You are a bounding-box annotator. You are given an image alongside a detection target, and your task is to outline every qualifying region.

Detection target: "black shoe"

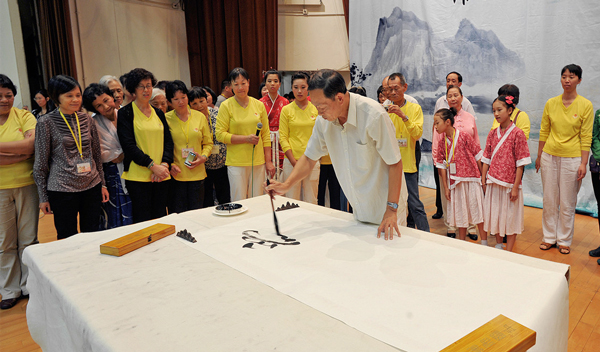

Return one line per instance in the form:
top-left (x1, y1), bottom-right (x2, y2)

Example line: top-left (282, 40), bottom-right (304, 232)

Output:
top-left (447, 233), bottom-right (456, 238)
top-left (432, 212), bottom-right (443, 219)
top-left (0, 297), bottom-right (19, 310)
top-left (598, 259), bottom-right (600, 265)
top-left (589, 245), bottom-right (600, 257)
top-left (467, 234), bottom-right (478, 241)
top-left (503, 236), bottom-right (507, 243)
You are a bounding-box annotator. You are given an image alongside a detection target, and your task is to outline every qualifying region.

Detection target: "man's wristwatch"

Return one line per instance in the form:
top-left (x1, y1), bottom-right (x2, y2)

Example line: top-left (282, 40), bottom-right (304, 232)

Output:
top-left (387, 201), bottom-right (399, 210)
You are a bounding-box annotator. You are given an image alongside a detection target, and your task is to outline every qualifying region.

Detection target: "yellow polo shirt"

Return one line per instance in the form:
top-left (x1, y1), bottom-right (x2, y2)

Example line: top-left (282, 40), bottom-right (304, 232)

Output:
top-left (388, 101), bottom-right (423, 173)
top-left (279, 101), bottom-right (318, 160)
top-left (540, 94), bottom-right (593, 157)
top-left (166, 108), bottom-right (213, 181)
top-left (491, 107), bottom-right (530, 140)
top-left (215, 97), bottom-right (271, 166)
top-left (0, 107), bottom-right (36, 189)
top-left (122, 102), bottom-right (170, 182)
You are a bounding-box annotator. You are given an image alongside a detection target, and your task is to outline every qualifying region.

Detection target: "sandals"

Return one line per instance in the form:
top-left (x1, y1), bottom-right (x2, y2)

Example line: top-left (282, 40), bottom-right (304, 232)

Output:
top-left (539, 242), bottom-right (556, 250)
top-left (558, 245), bottom-right (571, 255)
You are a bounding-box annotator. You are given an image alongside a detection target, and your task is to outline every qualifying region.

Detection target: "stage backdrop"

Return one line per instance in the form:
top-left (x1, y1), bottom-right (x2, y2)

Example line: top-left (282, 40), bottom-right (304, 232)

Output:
top-left (349, 0), bottom-right (600, 216)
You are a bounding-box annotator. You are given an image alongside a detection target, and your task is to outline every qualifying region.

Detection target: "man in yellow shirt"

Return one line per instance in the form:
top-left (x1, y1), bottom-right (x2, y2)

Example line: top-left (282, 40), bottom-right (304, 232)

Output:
top-left (386, 73), bottom-right (429, 232)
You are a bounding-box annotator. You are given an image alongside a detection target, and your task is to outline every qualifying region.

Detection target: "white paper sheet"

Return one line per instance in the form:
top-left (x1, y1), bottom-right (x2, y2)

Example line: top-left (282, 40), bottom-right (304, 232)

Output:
top-left (179, 207), bottom-right (568, 352)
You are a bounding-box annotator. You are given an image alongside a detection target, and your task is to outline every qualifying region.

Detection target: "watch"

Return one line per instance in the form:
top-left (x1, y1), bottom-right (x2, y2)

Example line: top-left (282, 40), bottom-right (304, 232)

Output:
top-left (387, 201), bottom-right (398, 210)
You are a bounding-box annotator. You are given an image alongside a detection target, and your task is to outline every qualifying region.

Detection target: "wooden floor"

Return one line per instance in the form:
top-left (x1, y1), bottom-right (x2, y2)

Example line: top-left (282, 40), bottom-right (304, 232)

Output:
top-left (1, 187), bottom-right (600, 351)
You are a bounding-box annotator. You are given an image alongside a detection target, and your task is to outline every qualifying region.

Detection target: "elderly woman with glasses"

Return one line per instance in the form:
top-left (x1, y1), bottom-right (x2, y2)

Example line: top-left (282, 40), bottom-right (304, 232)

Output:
top-left (117, 68), bottom-right (173, 223)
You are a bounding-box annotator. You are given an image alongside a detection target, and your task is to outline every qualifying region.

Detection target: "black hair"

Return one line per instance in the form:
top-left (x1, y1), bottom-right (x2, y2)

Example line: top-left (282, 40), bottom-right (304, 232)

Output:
top-left (202, 86), bottom-right (217, 103)
top-left (446, 84), bottom-right (463, 97)
top-left (435, 107), bottom-right (457, 126)
top-left (82, 83), bottom-right (112, 113)
top-left (123, 68), bottom-right (157, 94)
top-left (35, 88), bottom-right (50, 99)
top-left (493, 95), bottom-right (516, 114)
top-left (48, 75), bottom-right (81, 103)
top-left (155, 80), bottom-right (170, 91)
top-left (165, 80), bottom-right (188, 102)
top-left (0, 74), bottom-right (17, 96)
top-left (220, 79), bottom-right (230, 91)
top-left (497, 84), bottom-right (520, 105)
top-left (228, 67), bottom-right (250, 83)
top-left (258, 82), bottom-right (266, 94)
top-left (33, 88), bottom-right (56, 111)
top-left (287, 91), bottom-right (295, 100)
top-left (446, 71), bottom-right (463, 83)
top-left (388, 72), bottom-right (406, 85)
top-left (349, 86), bottom-right (367, 97)
top-left (561, 64), bottom-right (582, 79)
top-left (377, 85), bottom-right (384, 97)
top-left (119, 74), bottom-right (128, 93)
top-left (291, 71), bottom-right (310, 84)
top-left (308, 69), bottom-right (347, 99)
top-left (264, 69), bottom-right (282, 82)
top-left (188, 86), bottom-right (207, 102)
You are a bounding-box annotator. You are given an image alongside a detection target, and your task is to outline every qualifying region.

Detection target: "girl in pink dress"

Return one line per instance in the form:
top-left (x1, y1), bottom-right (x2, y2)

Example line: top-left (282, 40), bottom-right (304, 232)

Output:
top-left (434, 108), bottom-right (486, 242)
top-left (481, 96), bottom-right (531, 251)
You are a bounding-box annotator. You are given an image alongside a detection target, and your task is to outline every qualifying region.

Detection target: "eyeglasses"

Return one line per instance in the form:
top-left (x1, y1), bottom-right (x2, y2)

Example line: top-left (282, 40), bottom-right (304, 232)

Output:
top-left (137, 84), bottom-right (153, 91)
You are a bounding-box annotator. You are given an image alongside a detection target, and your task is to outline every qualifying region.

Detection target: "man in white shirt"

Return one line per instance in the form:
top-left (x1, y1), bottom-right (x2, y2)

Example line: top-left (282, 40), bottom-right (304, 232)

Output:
top-left (266, 70), bottom-right (404, 240)
top-left (433, 71), bottom-right (476, 116)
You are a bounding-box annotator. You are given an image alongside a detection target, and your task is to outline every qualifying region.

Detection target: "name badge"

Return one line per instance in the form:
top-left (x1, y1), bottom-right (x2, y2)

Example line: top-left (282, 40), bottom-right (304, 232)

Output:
top-left (182, 147), bottom-right (194, 158)
top-left (211, 145), bottom-right (219, 155)
top-left (77, 162), bottom-right (91, 174)
top-left (397, 138), bottom-right (408, 148)
top-left (449, 163), bottom-right (457, 175)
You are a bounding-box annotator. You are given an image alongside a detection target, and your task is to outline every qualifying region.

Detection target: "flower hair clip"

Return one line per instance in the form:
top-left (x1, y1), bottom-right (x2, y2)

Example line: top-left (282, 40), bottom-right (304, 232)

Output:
top-left (505, 96), bottom-right (514, 104)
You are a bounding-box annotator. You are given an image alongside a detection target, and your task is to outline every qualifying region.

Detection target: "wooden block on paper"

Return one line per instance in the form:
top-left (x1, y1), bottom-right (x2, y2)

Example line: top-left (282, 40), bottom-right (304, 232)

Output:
top-left (100, 224), bottom-right (175, 257)
top-left (441, 314), bottom-right (536, 352)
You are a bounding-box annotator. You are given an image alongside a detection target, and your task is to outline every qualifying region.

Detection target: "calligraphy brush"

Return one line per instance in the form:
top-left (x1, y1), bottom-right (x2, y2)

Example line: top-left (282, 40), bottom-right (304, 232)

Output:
top-left (265, 179), bottom-right (282, 236)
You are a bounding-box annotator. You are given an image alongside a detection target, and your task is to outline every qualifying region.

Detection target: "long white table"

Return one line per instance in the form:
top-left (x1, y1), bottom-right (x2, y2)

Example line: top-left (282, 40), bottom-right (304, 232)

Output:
top-left (24, 196), bottom-right (569, 351)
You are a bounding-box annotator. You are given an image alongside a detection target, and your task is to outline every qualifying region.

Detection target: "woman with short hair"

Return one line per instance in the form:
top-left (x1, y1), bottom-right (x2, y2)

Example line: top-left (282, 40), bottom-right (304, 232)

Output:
top-left (215, 67), bottom-right (274, 200)
top-left (34, 75), bottom-right (109, 239)
top-left (99, 75), bottom-right (125, 108)
top-left (164, 81), bottom-right (213, 213)
top-left (0, 74), bottom-right (39, 309)
top-left (117, 68), bottom-right (173, 223)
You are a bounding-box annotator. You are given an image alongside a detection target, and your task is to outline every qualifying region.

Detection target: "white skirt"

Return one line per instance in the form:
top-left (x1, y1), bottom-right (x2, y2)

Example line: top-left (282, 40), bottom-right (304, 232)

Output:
top-left (483, 183), bottom-right (524, 236)
top-left (448, 181), bottom-right (484, 228)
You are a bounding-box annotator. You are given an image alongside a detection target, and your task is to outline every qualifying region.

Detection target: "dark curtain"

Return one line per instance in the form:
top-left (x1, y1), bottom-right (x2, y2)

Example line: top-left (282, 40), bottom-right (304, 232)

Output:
top-left (342, 0), bottom-right (349, 36)
top-left (36, 0), bottom-right (77, 80)
top-left (185, 0), bottom-right (278, 97)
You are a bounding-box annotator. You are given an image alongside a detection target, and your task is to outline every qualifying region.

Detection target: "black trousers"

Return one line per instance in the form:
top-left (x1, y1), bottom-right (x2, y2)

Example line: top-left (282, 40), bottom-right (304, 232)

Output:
top-left (169, 179), bottom-right (204, 214)
top-left (406, 140), bottom-right (422, 227)
top-left (592, 172), bottom-right (600, 231)
top-left (48, 183), bottom-right (102, 239)
top-left (318, 164), bottom-right (341, 210)
top-left (125, 180), bottom-right (169, 223)
top-left (433, 164), bottom-right (443, 214)
top-left (203, 166), bottom-right (231, 207)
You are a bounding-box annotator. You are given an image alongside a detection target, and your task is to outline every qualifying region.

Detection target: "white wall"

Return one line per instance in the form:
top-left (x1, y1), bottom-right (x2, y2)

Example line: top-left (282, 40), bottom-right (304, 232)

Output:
top-left (278, 0), bottom-right (350, 84)
top-left (71, 0), bottom-right (191, 88)
top-left (0, 0), bottom-right (30, 109)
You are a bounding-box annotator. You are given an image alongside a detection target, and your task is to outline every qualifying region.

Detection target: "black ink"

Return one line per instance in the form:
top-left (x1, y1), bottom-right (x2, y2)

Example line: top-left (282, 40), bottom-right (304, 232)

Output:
top-left (241, 230), bottom-right (300, 249)
top-left (147, 235), bottom-right (152, 242)
top-left (453, 0), bottom-right (469, 5)
top-left (216, 203), bottom-right (242, 213)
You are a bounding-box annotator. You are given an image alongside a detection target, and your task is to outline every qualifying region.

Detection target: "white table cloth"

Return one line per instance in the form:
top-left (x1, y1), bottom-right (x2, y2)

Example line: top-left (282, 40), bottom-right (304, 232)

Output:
top-left (24, 196), bottom-right (569, 351)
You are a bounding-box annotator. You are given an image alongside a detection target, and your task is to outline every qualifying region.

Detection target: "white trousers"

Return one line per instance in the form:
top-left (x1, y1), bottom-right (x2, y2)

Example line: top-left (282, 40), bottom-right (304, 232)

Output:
top-left (0, 184), bottom-right (39, 299)
top-left (228, 165), bottom-right (266, 201)
top-left (282, 158), bottom-right (319, 204)
top-left (540, 152), bottom-right (582, 247)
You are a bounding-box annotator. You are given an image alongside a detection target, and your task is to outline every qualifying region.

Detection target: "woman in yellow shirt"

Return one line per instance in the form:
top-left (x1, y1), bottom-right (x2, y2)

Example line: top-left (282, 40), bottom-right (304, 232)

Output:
top-left (215, 67), bottom-right (274, 201)
top-left (279, 71), bottom-right (320, 203)
top-left (0, 75), bottom-right (38, 309)
top-left (117, 68), bottom-right (173, 223)
top-left (536, 64), bottom-right (593, 254)
top-left (165, 81), bottom-right (213, 213)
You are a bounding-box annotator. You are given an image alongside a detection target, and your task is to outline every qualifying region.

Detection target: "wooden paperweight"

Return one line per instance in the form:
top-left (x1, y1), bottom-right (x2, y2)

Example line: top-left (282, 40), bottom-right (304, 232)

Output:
top-left (441, 314), bottom-right (536, 352)
top-left (100, 223), bottom-right (175, 257)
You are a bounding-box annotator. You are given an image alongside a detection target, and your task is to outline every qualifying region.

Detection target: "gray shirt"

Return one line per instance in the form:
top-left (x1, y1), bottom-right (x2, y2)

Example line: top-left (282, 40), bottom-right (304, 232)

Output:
top-left (33, 109), bottom-right (105, 203)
